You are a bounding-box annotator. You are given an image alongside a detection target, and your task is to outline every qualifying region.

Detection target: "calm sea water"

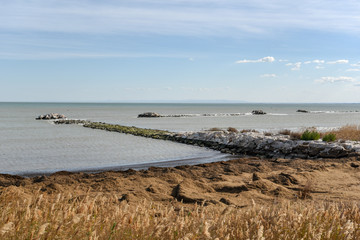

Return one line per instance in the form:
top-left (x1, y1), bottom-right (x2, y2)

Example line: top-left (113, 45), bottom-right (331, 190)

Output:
top-left (1, 102), bottom-right (360, 175)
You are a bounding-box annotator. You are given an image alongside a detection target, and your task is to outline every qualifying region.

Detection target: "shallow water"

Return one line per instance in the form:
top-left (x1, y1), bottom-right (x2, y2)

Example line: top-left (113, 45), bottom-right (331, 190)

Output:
top-left (1, 102), bottom-right (360, 175)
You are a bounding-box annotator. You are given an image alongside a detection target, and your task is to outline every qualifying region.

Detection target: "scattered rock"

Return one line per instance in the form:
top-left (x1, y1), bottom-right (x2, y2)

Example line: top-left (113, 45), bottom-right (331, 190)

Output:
top-left (297, 109), bottom-right (309, 113)
top-left (252, 173), bottom-right (261, 181)
top-left (220, 198), bottom-right (232, 205)
top-left (36, 113), bottom-right (66, 120)
top-left (350, 162), bottom-right (359, 168)
top-left (137, 112), bottom-right (162, 118)
top-left (251, 110), bottom-right (266, 115)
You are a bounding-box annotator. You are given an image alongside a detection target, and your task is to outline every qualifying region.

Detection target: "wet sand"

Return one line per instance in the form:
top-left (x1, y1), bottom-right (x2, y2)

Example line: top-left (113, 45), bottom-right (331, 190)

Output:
top-left (1, 156), bottom-right (360, 208)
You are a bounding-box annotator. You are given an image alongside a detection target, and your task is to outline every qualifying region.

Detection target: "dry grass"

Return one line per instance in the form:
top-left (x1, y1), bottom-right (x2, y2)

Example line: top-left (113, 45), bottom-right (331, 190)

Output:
top-left (278, 125), bottom-right (360, 142)
top-left (227, 127), bottom-right (238, 133)
top-left (278, 129), bottom-right (291, 135)
top-left (323, 125), bottom-right (360, 141)
top-left (241, 129), bottom-right (259, 133)
top-left (1, 187), bottom-right (360, 239)
top-left (208, 127), bottom-right (222, 131)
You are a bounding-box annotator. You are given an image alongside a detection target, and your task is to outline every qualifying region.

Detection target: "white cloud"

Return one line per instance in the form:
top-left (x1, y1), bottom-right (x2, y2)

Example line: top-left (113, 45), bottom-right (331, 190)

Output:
top-left (315, 65), bottom-right (325, 69)
top-left (260, 74), bottom-right (277, 78)
top-left (327, 59), bottom-right (349, 64)
top-left (236, 56), bottom-right (275, 64)
top-left (351, 63), bottom-right (360, 67)
top-left (313, 60), bottom-right (325, 64)
top-left (290, 62), bottom-right (301, 71)
top-left (316, 76), bottom-right (355, 83)
top-left (302, 60), bottom-right (325, 64)
top-left (346, 68), bottom-right (360, 72)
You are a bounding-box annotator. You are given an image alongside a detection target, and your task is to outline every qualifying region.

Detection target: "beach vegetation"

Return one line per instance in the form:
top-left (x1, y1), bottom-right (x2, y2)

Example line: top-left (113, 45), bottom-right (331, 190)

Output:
top-left (240, 129), bottom-right (259, 133)
top-left (279, 129), bottom-right (291, 135)
top-left (208, 127), bottom-right (222, 131)
top-left (290, 132), bottom-right (302, 140)
top-left (324, 125), bottom-right (360, 141)
top-left (301, 130), bottom-right (321, 141)
top-left (322, 133), bottom-right (337, 142)
top-left (227, 127), bottom-right (238, 133)
top-left (1, 187), bottom-right (360, 239)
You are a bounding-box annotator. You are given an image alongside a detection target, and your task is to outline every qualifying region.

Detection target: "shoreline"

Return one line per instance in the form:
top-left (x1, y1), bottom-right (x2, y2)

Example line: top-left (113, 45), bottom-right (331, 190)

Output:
top-left (9, 153), bottom-right (235, 177)
top-left (1, 156), bottom-right (360, 206)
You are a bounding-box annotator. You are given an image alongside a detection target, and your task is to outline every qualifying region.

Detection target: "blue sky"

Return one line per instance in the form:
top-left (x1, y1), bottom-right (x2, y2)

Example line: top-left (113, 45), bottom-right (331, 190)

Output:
top-left (1, 0), bottom-right (360, 103)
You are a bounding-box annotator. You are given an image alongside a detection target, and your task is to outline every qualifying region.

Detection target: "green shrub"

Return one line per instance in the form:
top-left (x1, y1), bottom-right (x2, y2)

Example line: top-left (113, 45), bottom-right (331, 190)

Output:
top-left (301, 130), bottom-right (320, 140)
top-left (322, 133), bottom-right (336, 142)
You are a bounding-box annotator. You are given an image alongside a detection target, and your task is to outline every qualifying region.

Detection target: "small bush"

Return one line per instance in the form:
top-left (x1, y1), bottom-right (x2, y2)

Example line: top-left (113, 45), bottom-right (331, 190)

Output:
top-left (241, 129), bottom-right (259, 133)
top-left (301, 130), bottom-right (321, 141)
top-left (328, 125), bottom-right (360, 141)
top-left (322, 133), bottom-right (336, 142)
top-left (279, 129), bottom-right (291, 135)
top-left (227, 127), bottom-right (238, 133)
top-left (264, 132), bottom-right (273, 136)
top-left (208, 127), bottom-right (222, 131)
top-left (290, 132), bottom-right (302, 140)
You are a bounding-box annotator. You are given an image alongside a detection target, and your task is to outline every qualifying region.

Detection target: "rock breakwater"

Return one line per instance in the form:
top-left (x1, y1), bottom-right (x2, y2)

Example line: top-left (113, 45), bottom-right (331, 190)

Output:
top-left (175, 131), bottom-right (360, 159)
top-left (54, 120), bottom-right (360, 159)
top-left (36, 113), bottom-right (66, 120)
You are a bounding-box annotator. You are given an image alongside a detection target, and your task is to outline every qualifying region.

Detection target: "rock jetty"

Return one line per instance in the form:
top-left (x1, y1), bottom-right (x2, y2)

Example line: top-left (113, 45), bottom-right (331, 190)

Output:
top-left (54, 119), bottom-right (360, 159)
top-left (297, 109), bottom-right (309, 113)
top-left (53, 119), bottom-right (90, 125)
top-left (251, 110), bottom-right (266, 115)
top-left (137, 112), bottom-right (162, 118)
top-left (36, 113), bottom-right (66, 120)
top-left (175, 130), bottom-right (360, 159)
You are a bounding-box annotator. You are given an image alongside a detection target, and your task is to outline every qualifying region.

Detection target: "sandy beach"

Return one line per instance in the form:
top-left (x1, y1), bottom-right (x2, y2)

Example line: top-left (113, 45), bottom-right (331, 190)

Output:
top-left (2, 156), bottom-right (360, 208)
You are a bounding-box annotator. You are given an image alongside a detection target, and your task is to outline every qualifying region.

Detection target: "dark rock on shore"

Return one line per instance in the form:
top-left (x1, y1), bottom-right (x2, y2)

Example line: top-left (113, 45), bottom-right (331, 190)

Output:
top-left (137, 112), bottom-right (162, 118)
top-left (36, 113), bottom-right (66, 120)
top-left (252, 110), bottom-right (266, 115)
top-left (297, 109), bottom-right (309, 113)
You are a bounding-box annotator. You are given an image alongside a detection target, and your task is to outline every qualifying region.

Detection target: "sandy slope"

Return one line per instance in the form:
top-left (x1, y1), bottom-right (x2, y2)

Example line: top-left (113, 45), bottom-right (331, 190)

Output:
top-left (1, 157), bottom-right (360, 208)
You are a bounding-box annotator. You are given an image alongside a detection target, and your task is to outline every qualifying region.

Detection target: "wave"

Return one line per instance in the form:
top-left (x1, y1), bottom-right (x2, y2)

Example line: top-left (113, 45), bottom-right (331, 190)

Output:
top-left (158, 112), bottom-right (290, 117)
top-left (309, 110), bottom-right (359, 114)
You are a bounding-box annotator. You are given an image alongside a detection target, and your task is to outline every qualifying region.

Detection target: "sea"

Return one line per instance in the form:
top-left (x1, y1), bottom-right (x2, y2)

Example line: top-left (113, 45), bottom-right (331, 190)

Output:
top-left (1, 102), bottom-right (360, 176)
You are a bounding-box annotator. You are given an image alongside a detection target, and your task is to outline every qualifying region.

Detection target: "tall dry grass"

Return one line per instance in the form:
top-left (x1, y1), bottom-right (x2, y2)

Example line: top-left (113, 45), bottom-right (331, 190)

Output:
top-left (1, 186), bottom-right (360, 239)
top-left (324, 125), bottom-right (360, 141)
top-left (278, 125), bottom-right (360, 141)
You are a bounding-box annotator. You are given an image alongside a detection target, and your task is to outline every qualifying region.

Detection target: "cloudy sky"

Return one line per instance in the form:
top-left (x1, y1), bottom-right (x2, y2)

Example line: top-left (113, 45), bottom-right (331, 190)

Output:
top-left (1, 0), bottom-right (360, 102)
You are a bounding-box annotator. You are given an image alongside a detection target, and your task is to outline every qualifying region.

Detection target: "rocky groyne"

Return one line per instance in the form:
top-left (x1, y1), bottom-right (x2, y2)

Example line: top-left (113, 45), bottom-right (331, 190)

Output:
top-left (137, 110), bottom-right (268, 118)
top-left (175, 131), bottom-right (360, 159)
top-left (53, 119), bottom-right (360, 159)
top-left (36, 113), bottom-right (66, 120)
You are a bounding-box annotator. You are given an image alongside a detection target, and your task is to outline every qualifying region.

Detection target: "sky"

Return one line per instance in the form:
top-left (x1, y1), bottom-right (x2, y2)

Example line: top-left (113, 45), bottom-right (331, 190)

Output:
top-left (1, 0), bottom-right (360, 103)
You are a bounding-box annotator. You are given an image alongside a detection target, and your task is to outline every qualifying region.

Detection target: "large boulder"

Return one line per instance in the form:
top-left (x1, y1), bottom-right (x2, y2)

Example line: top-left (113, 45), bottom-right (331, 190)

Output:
top-left (252, 110), bottom-right (266, 115)
top-left (36, 113), bottom-right (66, 120)
top-left (137, 112), bottom-right (162, 118)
